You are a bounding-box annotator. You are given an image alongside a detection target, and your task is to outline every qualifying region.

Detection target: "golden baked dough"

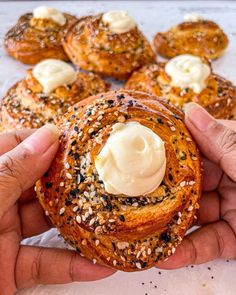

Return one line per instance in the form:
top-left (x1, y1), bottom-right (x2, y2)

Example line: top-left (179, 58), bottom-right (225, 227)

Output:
top-left (154, 20), bottom-right (229, 59)
top-left (4, 12), bottom-right (77, 64)
top-left (36, 90), bottom-right (202, 272)
top-left (125, 63), bottom-right (236, 120)
top-left (62, 14), bottom-right (156, 79)
top-left (1, 69), bottom-right (110, 131)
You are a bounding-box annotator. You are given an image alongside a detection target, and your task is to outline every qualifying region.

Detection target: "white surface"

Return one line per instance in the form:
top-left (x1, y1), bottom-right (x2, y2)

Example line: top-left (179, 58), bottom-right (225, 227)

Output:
top-left (0, 1), bottom-right (235, 295)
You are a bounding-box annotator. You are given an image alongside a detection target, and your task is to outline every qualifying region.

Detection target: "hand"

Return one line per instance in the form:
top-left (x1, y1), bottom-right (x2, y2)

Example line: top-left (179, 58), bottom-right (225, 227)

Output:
top-left (0, 125), bottom-right (115, 295)
top-left (158, 103), bottom-right (236, 269)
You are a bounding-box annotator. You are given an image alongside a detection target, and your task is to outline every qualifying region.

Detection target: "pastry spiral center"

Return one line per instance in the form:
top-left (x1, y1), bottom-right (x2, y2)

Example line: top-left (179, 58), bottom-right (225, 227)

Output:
top-left (33, 6), bottom-right (66, 26)
top-left (33, 59), bottom-right (76, 94)
top-left (95, 122), bottom-right (166, 197)
top-left (102, 10), bottom-right (136, 34)
top-left (165, 54), bottom-right (210, 93)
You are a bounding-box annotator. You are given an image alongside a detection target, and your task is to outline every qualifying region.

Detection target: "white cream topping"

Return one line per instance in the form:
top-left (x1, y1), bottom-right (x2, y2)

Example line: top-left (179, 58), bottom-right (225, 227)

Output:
top-left (95, 122), bottom-right (166, 197)
top-left (165, 54), bottom-right (211, 93)
top-left (102, 10), bottom-right (136, 34)
top-left (33, 59), bottom-right (76, 94)
top-left (33, 6), bottom-right (66, 26)
top-left (184, 12), bottom-right (204, 22)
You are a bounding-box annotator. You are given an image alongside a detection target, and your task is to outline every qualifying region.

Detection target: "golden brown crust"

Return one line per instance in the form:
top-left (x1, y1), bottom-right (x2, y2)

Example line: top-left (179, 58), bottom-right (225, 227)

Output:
top-left (1, 69), bottom-right (110, 131)
top-left (4, 13), bottom-right (77, 64)
top-left (63, 15), bottom-right (156, 79)
top-left (36, 90), bottom-right (202, 272)
top-left (125, 63), bottom-right (236, 120)
top-left (154, 20), bottom-right (229, 59)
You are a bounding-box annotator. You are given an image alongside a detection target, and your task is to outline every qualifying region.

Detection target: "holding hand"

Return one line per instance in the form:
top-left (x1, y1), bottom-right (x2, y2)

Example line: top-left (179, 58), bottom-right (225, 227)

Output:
top-left (0, 125), bottom-right (115, 295)
top-left (158, 103), bottom-right (236, 269)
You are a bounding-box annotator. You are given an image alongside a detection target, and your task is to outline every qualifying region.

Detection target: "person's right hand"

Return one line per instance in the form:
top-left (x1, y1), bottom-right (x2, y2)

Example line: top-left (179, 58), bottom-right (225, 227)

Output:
top-left (0, 125), bottom-right (115, 295)
top-left (158, 103), bottom-right (236, 269)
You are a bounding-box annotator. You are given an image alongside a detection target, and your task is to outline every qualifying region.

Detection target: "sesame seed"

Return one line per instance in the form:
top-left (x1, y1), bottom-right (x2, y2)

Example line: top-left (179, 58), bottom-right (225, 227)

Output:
top-left (172, 247), bottom-right (176, 254)
top-left (191, 156), bottom-right (198, 161)
top-left (60, 181), bottom-right (64, 187)
top-left (97, 115), bottom-right (103, 121)
top-left (136, 262), bottom-right (142, 269)
top-left (180, 181), bottom-right (186, 187)
top-left (95, 240), bottom-right (100, 246)
top-left (136, 251), bottom-right (141, 259)
top-left (59, 207), bottom-right (65, 215)
top-left (177, 218), bottom-right (182, 224)
top-left (65, 162), bottom-right (70, 169)
top-left (186, 137), bottom-right (192, 142)
top-left (76, 215), bottom-right (81, 224)
top-left (88, 207), bottom-right (93, 215)
top-left (188, 205), bottom-right (193, 211)
top-left (147, 248), bottom-right (152, 255)
top-left (88, 128), bottom-right (94, 134)
top-left (109, 219), bottom-right (115, 223)
top-left (45, 211), bottom-right (49, 216)
top-left (82, 239), bottom-right (87, 245)
top-left (93, 259), bottom-right (97, 264)
top-left (170, 126), bottom-right (176, 131)
top-left (66, 172), bottom-right (72, 179)
top-left (84, 191), bottom-right (90, 198)
top-left (113, 260), bottom-right (117, 266)
top-left (73, 206), bottom-right (79, 212)
top-left (189, 181), bottom-right (196, 185)
top-left (89, 218), bottom-right (95, 226)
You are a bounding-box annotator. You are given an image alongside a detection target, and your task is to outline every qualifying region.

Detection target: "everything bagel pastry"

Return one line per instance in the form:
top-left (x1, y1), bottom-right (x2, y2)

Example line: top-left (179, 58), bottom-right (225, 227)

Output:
top-left (36, 90), bottom-right (202, 271)
top-left (4, 6), bottom-right (77, 64)
top-left (154, 13), bottom-right (229, 59)
top-left (125, 55), bottom-right (236, 119)
top-left (1, 59), bottom-right (110, 131)
top-left (63, 10), bottom-right (156, 79)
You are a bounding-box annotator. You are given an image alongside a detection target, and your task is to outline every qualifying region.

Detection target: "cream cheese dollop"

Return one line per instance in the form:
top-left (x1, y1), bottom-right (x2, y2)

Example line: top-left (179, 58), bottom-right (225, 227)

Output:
top-left (95, 122), bottom-right (166, 197)
top-left (184, 12), bottom-right (204, 22)
top-left (33, 6), bottom-right (66, 26)
top-left (102, 10), bottom-right (136, 34)
top-left (33, 59), bottom-right (76, 94)
top-left (165, 54), bottom-right (211, 93)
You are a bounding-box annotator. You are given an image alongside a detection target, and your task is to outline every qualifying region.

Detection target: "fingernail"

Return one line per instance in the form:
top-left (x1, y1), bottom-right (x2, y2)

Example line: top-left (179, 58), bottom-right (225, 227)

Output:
top-left (23, 124), bottom-right (60, 154)
top-left (184, 102), bottom-right (215, 131)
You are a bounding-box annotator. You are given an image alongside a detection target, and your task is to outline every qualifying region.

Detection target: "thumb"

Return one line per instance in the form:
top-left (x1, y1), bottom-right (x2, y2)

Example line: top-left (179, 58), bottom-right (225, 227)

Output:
top-left (0, 124), bottom-right (60, 218)
top-left (184, 102), bottom-right (236, 182)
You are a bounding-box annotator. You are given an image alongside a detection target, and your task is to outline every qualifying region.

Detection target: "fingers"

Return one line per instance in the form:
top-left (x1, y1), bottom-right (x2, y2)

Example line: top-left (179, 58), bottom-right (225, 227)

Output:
top-left (202, 157), bottom-right (222, 191)
top-left (156, 220), bottom-right (236, 269)
top-left (0, 129), bottom-right (35, 156)
top-left (19, 199), bottom-right (53, 238)
top-left (197, 191), bottom-right (220, 225)
top-left (16, 246), bottom-right (116, 289)
top-left (184, 103), bottom-right (236, 182)
top-left (0, 124), bottom-right (60, 219)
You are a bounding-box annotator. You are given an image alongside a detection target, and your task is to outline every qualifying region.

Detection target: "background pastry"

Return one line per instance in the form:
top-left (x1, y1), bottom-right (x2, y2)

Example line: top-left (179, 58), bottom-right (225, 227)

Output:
top-left (4, 6), bottom-right (77, 64)
top-left (154, 13), bottom-right (229, 59)
top-left (125, 55), bottom-right (236, 119)
top-left (37, 90), bottom-right (201, 272)
top-left (1, 59), bottom-right (110, 131)
top-left (63, 10), bottom-right (156, 79)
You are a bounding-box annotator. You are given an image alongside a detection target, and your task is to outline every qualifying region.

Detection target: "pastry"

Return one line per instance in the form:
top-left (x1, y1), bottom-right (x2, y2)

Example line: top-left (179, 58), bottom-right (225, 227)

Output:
top-left (36, 90), bottom-right (202, 272)
top-left (4, 6), bottom-right (77, 64)
top-left (154, 13), bottom-right (229, 59)
top-left (1, 59), bottom-right (110, 131)
top-left (63, 10), bottom-right (156, 79)
top-left (125, 55), bottom-right (236, 120)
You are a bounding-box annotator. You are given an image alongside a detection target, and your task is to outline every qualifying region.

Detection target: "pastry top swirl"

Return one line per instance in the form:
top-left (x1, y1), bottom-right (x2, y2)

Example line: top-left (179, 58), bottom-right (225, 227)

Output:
top-left (62, 14), bottom-right (155, 79)
top-left (37, 90), bottom-right (201, 271)
top-left (125, 63), bottom-right (236, 120)
top-left (154, 19), bottom-right (229, 59)
top-left (1, 69), bottom-right (110, 130)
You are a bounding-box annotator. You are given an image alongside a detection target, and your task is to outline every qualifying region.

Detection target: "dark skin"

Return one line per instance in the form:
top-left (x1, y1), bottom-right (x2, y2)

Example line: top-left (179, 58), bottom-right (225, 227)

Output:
top-left (0, 104), bottom-right (235, 294)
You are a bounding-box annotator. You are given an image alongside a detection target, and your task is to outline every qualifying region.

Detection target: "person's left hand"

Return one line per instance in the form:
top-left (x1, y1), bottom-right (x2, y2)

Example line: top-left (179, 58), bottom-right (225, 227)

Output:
top-left (0, 125), bottom-right (115, 295)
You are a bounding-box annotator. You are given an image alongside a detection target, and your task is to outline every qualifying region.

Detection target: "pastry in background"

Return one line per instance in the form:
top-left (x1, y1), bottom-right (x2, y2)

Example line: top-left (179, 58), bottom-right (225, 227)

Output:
top-left (63, 10), bottom-right (156, 79)
top-left (36, 90), bottom-right (202, 271)
top-left (4, 6), bottom-right (77, 64)
top-left (1, 59), bottom-right (110, 131)
top-left (125, 54), bottom-right (236, 120)
top-left (154, 13), bottom-right (229, 59)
